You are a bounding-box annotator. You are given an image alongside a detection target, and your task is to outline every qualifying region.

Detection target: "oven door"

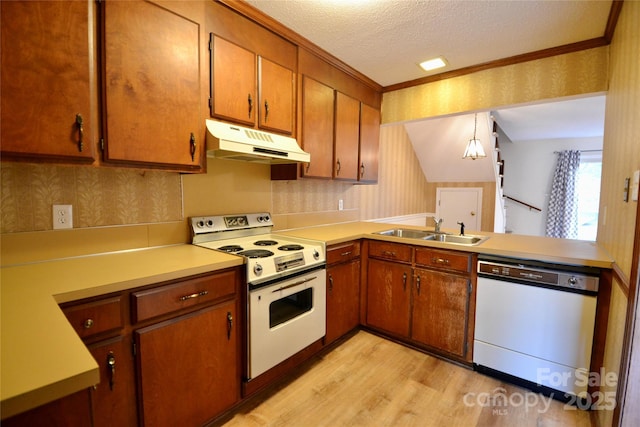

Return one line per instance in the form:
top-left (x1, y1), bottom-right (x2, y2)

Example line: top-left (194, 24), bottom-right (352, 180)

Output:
top-left (248, 267), bottom-right (326, 380)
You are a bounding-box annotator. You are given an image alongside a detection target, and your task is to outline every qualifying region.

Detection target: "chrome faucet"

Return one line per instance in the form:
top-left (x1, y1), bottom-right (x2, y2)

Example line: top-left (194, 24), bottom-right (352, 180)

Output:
top-left (432, 217), bottom-right (443, 233)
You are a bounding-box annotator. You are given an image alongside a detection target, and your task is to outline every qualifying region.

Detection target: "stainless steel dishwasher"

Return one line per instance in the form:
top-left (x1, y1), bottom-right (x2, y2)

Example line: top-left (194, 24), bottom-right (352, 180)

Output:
top-left (474, 255), bottom-right (600, 400)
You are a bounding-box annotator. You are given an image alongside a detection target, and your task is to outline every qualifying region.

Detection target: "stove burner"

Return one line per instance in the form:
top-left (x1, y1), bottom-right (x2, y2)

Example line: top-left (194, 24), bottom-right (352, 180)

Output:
top-left (255, 240), bottom-right (278, 246)
top-left (278, 244), bottom-right (304, 251)
top-left (239, 249), bottom-right (274, 258)
top-left (218, 245), bottom-right (244, 253)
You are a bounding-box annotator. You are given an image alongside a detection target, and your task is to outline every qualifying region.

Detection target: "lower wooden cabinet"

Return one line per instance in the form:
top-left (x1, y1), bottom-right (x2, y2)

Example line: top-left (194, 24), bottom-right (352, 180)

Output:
top-left (326, 257), bottom-right (361, 345)
top-left (366, 258), bottom-right (412, 337)
top-left (411, 268), bottom-right (472, 358)
top-left (135, 300), bottom-right (239, 426)
top-left (365, 242), bottom-right (476, 362)
top-left (88, 336), bottom-right (138, 427)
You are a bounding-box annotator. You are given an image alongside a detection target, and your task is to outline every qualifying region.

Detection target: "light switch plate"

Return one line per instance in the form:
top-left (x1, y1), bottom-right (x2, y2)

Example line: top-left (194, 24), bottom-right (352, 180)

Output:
top-left (53, 204), bottom-right (73, 229)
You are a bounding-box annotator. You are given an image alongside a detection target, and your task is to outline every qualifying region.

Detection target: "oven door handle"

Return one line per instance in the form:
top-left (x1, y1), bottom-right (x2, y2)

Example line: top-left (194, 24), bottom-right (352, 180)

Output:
top-left (271, 276), bottom-right (317, 293)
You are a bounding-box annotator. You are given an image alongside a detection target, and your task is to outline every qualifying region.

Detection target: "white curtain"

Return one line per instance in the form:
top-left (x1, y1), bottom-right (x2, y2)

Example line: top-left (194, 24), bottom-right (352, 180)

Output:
top-left (546, 150), bottom-right (581, 238)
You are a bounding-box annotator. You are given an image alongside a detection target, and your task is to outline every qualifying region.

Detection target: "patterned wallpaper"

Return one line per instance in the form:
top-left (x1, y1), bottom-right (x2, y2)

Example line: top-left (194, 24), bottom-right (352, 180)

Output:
top-left (0, 163), bottom-right (182, 233)
top-left (382, 46), bottom-right (609, 124)
top-left (357, 125), bottom-right (430, 220)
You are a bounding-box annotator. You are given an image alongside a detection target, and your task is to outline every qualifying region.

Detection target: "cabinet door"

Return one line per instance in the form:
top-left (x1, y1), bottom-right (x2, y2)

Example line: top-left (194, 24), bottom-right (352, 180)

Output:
top-left (102, 0), bottom-right (202, 170)
top-left (326, 260), bottom-right (361, 345)
top-left (1, 0), bottom-right (95, 163)
top-left (412, 268), bottom-right (471, 358)
top-left (135, 302), bottom-right (238, 426)
top-left (258, 57), bottom-right (294, 134)
top-left (334, 92), bottom-right (360, 180)
top-left (366, 259), bottom-right (411, 337)
top-left (359, 103), bottom-right (380, 182)
top-left (88, 336), bottom-right (137, 427)
top-left (301, 76), bottom-right (334, 178)
top-left (211, 35), bottom-right (256, 126)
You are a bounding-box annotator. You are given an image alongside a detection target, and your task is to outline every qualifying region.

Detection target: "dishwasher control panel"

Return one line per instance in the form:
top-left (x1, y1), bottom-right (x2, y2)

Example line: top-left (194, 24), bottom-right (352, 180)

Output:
top-left (478, 260), bottom-right (599, 293)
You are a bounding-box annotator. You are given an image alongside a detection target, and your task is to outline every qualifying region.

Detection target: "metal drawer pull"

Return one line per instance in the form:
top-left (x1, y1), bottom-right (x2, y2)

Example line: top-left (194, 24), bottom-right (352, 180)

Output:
top-left (84, 318), bottom-right (94, 329)
top-left (341, 251), bottom-right (352, 257)
top-left (75, 114), bottom-right (84, 152)
top-left (107, 352), bottom-right (116, 391)
top-left (382, 250), bottom-right (396, 257)
top-left (227, 312), bottom-right (233, 340)
top-left (272, 276), bottom-right (317, 293)
top-left (179, 290), bottom-right (208, 301)
top-left (432, 257), bottom-right (450, 264)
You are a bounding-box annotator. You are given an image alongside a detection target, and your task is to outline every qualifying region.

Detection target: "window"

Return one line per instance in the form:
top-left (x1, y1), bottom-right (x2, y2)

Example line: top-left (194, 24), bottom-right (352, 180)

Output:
top-left (576, 152), bottom-right (602, 241)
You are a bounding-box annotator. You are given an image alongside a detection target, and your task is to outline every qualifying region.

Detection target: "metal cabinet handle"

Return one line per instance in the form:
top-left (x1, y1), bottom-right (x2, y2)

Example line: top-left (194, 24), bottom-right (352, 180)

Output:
top-left (107, 351), bottom-right (116, 391)
top-left (340, 251), bottom-right (352, 257)
top-left (75, 114), bottom-right (84, 152)
top-left (360, 163), bottom-right (365, 178)
top-left (432, 257), bottom-right (450, 265)
top-left (264, 100), bottom-right (269, 122)
top-left (382, 250), bottom-right (396, 258)
top-left (336, 159), bottom-right (341, 175)
top-left (416, 275), bottom-right (421, 295)
top-left (189, 133), bottom-right (196, 161)
top-left (248, 93), bottom-right (253, 118)
top-left (179, 290), bottom-right (208, 301)
top-left (328, 274), bottom-right (334, 292)
top-left (402, 272), bottom-right (407, 290)
top-left (227, 312), bottom-right (233, 340)
top-left (84, 318), bottom-right (94, 329)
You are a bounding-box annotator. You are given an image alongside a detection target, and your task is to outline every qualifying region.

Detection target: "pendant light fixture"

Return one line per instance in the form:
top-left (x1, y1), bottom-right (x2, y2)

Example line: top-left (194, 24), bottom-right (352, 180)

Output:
top-left (462, 113), bottom-right (486, 160)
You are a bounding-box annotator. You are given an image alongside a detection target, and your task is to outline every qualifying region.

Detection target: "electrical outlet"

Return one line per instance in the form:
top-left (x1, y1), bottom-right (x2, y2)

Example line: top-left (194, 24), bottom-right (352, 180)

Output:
top-left (53, 204), bottom-right (73, 229)
top-left (338, 199), bottom-right (344, 211)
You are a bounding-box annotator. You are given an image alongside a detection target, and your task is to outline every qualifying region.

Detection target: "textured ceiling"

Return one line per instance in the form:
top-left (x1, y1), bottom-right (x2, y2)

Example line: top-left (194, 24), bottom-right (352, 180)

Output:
top-left (246, 0), bottom-right (612, 87)
top-left (245, 0), bottom-right (610, 182)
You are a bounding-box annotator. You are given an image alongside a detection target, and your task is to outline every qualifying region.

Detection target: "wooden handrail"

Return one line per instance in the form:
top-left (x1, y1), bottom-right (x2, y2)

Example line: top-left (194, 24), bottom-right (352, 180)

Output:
top-left (503, 195), bottom-right (542, 212)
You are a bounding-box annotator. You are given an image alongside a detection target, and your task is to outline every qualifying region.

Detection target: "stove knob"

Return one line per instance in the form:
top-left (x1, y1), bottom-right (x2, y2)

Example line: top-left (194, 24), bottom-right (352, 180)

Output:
top-left (568, 276), bottom-right (578, 287)
top-left (254, 263), bottom-right (263, 276)
top-left (206, 219), bottom-right (213, 227)
top-left (312, 249), bottom-right (320, 260)
top-left (197, 220), bottom-right (205, 228)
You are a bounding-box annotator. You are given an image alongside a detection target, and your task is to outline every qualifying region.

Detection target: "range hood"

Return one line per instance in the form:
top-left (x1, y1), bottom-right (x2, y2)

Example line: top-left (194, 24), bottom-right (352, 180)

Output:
top-left (205, 119), bottom-right (310, 164)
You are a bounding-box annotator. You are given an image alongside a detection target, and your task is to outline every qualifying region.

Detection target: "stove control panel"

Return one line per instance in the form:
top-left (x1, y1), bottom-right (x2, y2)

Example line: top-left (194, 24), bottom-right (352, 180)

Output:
top-left (190, 212), bottom-right (274, 240)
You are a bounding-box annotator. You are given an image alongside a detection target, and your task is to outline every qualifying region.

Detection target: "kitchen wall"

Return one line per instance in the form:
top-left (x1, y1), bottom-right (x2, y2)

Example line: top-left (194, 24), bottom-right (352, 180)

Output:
top-left (382, 46), bottom-right (609, 124)
top-left (596, 1), bottom-right (640, 426)
top-left (499, 136), bottom-right (603, 237)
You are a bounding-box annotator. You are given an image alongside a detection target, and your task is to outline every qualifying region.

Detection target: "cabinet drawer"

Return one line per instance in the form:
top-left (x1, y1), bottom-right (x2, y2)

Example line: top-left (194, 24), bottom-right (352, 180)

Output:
top-left (368, 241), bottom-right (412, 263)
top-left (327, 241), bottom-right (361, 265)
top-left (415, 248), bottom-right (472, 274)
top-left (132, 270), bottom-right (237, 323)
top-left (62, 296), bottom-right (123, 340)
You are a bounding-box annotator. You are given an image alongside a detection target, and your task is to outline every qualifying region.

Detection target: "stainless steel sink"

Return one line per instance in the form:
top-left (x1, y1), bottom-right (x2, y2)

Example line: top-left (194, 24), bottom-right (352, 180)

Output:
top-left (374, 228), bottom-right (435, 239)
top-left (374, 228), bottom-right (488, 246)
top-left (424, 233), bottom-right (488, 245)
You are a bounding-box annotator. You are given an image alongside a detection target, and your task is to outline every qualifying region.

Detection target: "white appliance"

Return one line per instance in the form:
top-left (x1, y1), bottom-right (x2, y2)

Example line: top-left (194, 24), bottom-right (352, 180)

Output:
top-left (474, 256), bottom-right (599, 399)
top-left (205, 119), bottom-right (310, 164)
top-left (190, 213), bottom-right (326, 380)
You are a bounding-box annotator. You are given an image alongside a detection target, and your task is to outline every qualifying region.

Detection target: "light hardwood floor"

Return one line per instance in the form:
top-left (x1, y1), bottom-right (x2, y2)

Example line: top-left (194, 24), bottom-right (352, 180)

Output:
top-left (219, 331), bottom-right (593, 427)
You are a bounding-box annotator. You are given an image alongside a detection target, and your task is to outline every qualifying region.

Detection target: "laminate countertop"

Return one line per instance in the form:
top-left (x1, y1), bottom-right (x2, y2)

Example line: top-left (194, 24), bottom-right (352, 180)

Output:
top-left (0, 222), bottom-right (614, 418)
top-left (278, 222), bottom-right (614, 269)
top-left (0, 245), bottom-right (243, 419)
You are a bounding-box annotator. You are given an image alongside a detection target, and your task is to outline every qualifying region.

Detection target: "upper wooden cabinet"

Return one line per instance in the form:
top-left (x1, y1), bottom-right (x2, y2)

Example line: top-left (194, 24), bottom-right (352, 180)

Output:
top-left (210, 35), bottom-right (294, 134)
top-left (359, 103), bottom-right (381, 183)
top-left (258, 56), bottom-right (295, 134)
top-left (334, 93), bottom-right (361, 180)
top-left (1, 0), bottom-right (96, 163)
top-left (300, 76), bottom-right (334, 178)
top-left (101, 0), bottom-right (203, 171)
top-left (211, 35), bottom-right (256, 127)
